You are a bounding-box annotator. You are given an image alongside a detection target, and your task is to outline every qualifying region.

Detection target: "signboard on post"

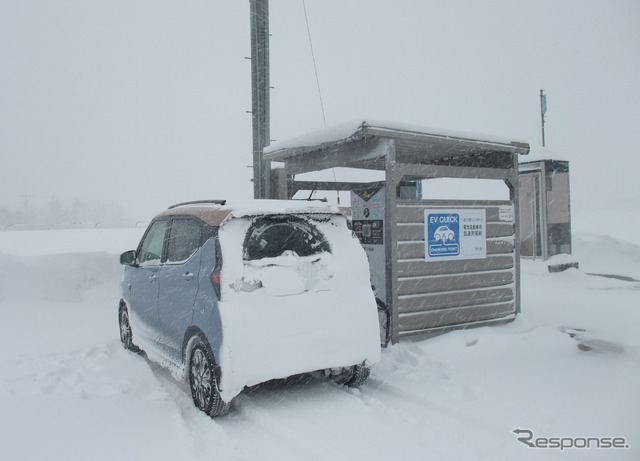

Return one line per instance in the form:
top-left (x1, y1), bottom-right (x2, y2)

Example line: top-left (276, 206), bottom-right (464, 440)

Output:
top-left (424, 209), bottom-right (487, 262)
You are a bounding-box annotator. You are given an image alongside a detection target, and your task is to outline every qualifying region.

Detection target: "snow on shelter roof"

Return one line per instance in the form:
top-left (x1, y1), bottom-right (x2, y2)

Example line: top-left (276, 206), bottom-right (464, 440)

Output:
top-left (156, 200), bottom-right (341, 228)
top-left (264, 120), bottom-right (529, 169)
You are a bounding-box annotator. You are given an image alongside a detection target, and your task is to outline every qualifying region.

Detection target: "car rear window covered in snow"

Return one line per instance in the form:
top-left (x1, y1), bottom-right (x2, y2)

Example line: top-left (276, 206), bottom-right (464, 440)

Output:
top-left (243, 216), bottom-right (331, 261)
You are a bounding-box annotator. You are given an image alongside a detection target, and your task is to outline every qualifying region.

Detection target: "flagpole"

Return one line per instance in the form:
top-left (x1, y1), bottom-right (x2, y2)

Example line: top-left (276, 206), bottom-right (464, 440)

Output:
top-left (540, 89), bottom-right (546, 147)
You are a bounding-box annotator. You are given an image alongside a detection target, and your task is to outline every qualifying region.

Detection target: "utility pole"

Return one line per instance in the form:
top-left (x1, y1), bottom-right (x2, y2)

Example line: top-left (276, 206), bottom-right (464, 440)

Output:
top-left (540, 89), bottom-right (547, 147)
top-left (250, 0), bottom-right (271, 199)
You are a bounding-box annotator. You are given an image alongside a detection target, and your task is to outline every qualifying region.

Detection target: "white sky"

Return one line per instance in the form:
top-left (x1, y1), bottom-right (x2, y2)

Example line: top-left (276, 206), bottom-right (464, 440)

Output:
top-left (1, 0), bottom-right (639, 219)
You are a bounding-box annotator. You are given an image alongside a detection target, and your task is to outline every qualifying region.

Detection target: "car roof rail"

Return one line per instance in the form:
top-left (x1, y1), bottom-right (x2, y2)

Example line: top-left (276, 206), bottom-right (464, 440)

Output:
top-left (168, 200), bottom-right (227, 209)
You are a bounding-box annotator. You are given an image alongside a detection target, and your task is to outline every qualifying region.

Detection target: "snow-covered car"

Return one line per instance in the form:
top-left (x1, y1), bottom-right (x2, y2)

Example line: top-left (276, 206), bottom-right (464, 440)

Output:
top-left (119, 200), bottom-right (380, 417)
top-left (434, 225), bottom-right (455, 243)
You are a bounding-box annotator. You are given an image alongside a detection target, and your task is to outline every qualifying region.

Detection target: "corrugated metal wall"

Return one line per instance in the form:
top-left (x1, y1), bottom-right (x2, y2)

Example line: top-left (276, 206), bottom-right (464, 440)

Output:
top-left (394, 200), bottom-right (517, 338)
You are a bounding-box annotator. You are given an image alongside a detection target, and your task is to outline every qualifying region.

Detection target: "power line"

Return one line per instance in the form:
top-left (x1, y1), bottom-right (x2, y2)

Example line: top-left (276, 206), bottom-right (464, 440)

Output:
top-left (302, 1), bottom-right (341, 204)
top-left (302, 0), bottom-right (327, 127)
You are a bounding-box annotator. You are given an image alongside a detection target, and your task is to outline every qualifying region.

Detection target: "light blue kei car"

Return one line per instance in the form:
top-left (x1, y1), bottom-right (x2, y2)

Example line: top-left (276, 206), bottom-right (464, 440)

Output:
top-left (119, 200), bottom-right (381, 417)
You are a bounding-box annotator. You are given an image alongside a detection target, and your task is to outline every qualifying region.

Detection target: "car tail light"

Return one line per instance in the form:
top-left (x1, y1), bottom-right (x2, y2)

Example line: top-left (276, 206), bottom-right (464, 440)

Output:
top-left (211, 239), bottom-right (223, 300)
top-left (211, 270), bottom-right (222, 300)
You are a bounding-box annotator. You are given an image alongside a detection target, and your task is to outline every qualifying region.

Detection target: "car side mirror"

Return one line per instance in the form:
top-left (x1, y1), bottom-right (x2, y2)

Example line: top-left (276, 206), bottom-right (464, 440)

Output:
top-left (120, 250), bottom-right (138, 266)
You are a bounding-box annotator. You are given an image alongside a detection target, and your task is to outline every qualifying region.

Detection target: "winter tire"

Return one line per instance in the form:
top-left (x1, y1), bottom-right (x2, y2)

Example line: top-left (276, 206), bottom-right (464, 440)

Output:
top-left (344, 364), bottom-right (371, 388)
top-left (189, 341), bottom-right (229, 417)
top-left (331, 363), bottom-right (371, 388)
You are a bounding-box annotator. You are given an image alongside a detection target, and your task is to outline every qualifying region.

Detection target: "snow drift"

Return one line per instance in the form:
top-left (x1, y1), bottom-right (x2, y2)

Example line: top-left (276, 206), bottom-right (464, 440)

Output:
top-left (0, 224), bottom-right (638, 460)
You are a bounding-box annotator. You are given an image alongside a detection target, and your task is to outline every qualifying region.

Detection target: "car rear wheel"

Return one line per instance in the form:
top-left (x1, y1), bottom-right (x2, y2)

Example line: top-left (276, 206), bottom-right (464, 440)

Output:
top-left (331, 363), bottom-right (371, 388)
top-left (189, 342), bottom-right (229, 417)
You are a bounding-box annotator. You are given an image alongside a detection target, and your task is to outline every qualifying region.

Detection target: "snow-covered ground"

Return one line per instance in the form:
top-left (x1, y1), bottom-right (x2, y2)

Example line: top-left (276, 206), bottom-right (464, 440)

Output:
top-left (0, 217), bottom-right (638, 460)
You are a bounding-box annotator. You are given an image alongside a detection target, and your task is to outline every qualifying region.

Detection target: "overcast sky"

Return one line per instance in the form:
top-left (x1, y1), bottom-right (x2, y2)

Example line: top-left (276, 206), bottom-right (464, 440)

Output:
top-left (1, 0), bottom-right (639, 219)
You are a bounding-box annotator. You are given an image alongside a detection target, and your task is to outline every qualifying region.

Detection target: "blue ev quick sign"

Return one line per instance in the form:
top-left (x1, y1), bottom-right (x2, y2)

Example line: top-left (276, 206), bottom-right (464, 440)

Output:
top-left (424, 209), bottom-right (487, 262)
top-left (426, 213), bottom-right (460, 258)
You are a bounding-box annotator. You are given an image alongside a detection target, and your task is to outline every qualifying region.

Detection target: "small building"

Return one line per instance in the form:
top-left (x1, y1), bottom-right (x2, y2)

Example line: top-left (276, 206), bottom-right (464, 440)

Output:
top-left (518, 158), bottom-right (572, 260)
top-left (264, 121), bottom-right (529, 344)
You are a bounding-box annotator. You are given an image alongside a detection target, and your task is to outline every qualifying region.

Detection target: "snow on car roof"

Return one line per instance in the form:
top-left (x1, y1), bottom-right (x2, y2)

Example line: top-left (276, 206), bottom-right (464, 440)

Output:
top-left (225, 199), bottom-right (340, 218)
top-left (157, 200), bottom-right (342, 228)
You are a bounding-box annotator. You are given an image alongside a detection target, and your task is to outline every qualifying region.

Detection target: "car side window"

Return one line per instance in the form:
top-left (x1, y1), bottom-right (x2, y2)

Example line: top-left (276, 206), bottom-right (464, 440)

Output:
top-left (139, 220), bottom-right (168, 265)
top-left (243, 216), bottom-right (331, 261)
top-left (167, 218), bottom-right (202, 263)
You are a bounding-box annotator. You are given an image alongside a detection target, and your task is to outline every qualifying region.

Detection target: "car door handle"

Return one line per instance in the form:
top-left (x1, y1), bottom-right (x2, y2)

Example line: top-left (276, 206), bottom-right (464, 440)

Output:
top-left (149, 274), bottom-right (157, 281)
top-left (183, 272), bottom-right (194, 280)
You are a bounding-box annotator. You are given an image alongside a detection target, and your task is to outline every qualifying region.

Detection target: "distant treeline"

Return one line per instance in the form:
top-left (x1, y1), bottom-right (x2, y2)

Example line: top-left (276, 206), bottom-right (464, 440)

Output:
top-left (0, 196), bottom-right (132, 229)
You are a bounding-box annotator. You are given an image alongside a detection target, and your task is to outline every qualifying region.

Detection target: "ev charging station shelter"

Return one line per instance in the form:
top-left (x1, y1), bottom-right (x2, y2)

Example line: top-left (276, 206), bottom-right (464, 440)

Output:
top-left (264, 121), bottom-right (530, 344)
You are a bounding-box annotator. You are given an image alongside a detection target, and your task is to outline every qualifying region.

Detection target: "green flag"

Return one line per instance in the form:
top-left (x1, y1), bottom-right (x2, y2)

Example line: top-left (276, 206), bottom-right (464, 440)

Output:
top-left (541, 93), bottom-right (547, 115)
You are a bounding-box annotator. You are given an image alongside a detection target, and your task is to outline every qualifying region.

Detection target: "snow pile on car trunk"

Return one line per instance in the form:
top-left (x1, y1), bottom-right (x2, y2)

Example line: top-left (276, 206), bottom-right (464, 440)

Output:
top-left (216, 207), bottom-right (380, 402)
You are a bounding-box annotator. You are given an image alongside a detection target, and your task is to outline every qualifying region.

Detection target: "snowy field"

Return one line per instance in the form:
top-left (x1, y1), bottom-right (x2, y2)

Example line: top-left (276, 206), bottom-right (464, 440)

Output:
top-left (0, 216), bottom-right (638, 461)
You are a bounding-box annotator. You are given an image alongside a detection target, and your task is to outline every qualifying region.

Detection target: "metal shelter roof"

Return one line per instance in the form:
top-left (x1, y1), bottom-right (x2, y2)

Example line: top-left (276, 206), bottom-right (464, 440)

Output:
top-left (264, 120), bottom-right (529, 176)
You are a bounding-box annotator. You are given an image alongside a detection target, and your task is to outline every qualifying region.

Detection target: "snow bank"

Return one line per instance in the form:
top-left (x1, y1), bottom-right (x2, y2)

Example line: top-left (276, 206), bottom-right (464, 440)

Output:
top-left (0, 251), bottom-right (121, 302)
top-left (0, 228), bottom-right (143, 302)
top-left (573, 232), bottom-right (640, 280)
top-left (0, 228), bottom-right (144, 256)
top-left (572, 209), bottom-right (640, 247)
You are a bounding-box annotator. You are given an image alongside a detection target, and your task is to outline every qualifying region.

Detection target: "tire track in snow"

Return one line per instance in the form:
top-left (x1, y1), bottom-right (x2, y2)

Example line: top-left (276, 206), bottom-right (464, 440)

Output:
top-left (221, 377), bottom-right (407, 460)
top-left (145, 356), bottom-right (245, 461)
top-left (4, 342), bottom-right (154, 399)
